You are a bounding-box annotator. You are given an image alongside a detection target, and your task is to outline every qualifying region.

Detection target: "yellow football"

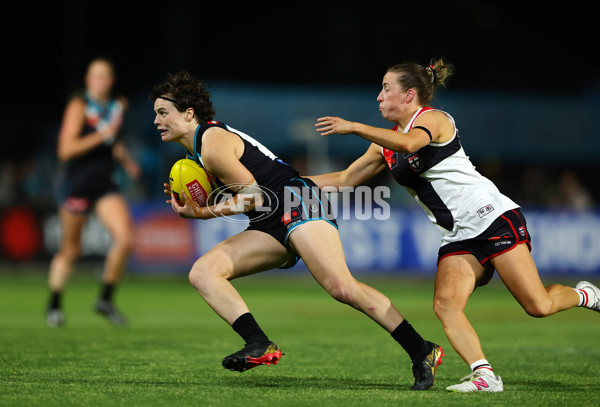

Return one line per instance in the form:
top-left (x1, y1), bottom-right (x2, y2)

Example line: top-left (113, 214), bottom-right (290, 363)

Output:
top-left (169, 159), bottom-right (213, 206)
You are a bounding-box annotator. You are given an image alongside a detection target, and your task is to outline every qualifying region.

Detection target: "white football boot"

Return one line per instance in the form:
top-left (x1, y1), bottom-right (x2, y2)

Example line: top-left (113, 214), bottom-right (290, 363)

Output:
top-left (576, 281), bottom-right (600, 312)
top-left (446, 369), bottom-right (503, 393)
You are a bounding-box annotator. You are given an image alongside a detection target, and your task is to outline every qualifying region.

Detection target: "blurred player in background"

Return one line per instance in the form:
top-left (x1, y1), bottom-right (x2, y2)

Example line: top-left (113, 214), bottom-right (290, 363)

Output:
top-left (46, 58), bottom-right (141, 328)
top-left (312, 58), bottom-right (600, 393)
top-left (151, 71), bottom-right (443, 390)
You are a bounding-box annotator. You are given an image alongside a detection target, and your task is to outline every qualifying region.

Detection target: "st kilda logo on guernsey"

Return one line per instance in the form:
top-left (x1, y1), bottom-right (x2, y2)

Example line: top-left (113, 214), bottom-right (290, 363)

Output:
top-left (405, 152), bottom-right (423, 172)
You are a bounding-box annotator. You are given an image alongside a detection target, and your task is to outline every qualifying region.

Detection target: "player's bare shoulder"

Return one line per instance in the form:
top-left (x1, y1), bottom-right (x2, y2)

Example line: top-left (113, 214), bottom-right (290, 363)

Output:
top-left (416, 109), bottom-right (455, 144)
top-left (202, 125), bottom-right (244, 157)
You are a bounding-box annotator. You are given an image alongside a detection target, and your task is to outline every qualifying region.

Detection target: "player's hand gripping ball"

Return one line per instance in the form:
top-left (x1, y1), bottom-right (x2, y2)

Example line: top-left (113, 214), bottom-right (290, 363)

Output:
top-left (169, 159), bottom-right (213, 206)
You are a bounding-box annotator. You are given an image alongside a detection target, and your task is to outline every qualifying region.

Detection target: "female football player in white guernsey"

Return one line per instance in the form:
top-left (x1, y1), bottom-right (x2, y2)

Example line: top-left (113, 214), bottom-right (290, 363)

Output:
top-left (151, 71), bottom-right (443, 390)
top-left (312, 58), bottom-right (600, 393)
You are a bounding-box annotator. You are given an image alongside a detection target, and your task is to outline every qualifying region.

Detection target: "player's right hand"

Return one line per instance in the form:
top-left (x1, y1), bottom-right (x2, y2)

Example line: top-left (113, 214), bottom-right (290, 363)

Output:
top-left (170, 190), bottom-right (204, 219)
top-left (163, 182), bottom-right (172, 197)
top-left (315, 116), bottom-right (354, 136)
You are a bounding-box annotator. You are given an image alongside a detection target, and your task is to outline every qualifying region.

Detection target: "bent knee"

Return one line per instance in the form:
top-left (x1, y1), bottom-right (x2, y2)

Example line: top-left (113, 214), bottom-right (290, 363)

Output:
top-left (188, 258), bottom-right (229, 291)
top-left (325, 280), bottom-right (358, 305)
top-left (188, 268), bottom-right (201, 290)
top-left (523, 299), bottom-right (554, 318)
top-left (433, 294), bottom-right (464, 321)
top-left (188, 264), bottom-right (211, 291)
top-left (122, 233), bottom-right (136, 253)
top-left (112, 229), bottom-right (136, 254)
top-left (59, 242), bottom-right (81, 261)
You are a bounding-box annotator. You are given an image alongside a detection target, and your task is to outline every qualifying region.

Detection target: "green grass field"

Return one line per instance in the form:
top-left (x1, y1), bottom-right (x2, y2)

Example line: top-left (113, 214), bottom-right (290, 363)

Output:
top-left (1, 266), bottom-right (599, 406)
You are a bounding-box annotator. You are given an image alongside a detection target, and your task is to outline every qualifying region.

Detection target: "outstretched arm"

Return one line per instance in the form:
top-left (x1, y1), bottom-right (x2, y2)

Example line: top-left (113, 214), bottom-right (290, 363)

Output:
top-left (316, 116), bottom-right (432, 154)
top-left (307, 143), bottom-right (387, 189)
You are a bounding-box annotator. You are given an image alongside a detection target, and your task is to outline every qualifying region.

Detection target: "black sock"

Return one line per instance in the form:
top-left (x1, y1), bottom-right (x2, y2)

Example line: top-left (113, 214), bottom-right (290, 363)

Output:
top-left (232, 312), bottom-right (270, 344)
top-left (100, 283), bottom-right (115, 301)
top-left (391, 320), bottom-right (432, 362)
top-left (49, 291), bottom-right (61, 309)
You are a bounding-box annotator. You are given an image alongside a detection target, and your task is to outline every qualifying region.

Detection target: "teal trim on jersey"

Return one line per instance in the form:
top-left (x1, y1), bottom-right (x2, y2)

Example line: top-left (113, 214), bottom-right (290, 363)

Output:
top-left (295, 177), bottom-right (328, 216)
top-left (284, 185), bottom-right (309, 218)
top-left (282, 181), bottom-right (338, 244)
top-left (284, 218), bottom-right (338, 244)
top-left (84, 90), bottom-right (119, 126)
top-left (186, 124), bottom-right (203, 165)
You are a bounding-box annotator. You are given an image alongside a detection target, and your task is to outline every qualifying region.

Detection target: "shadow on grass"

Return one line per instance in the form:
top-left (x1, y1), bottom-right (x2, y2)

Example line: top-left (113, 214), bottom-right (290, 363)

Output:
top-left (507, 378), bottom-right (600, 392)
top-left (213, 374), bottom-right (402, 391)
top-left (9, 372), bottom-right (401, 391)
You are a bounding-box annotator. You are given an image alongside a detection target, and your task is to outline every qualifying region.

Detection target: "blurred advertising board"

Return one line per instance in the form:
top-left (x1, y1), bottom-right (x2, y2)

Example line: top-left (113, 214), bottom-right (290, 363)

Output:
top-left (40, 204), bottom-right (600, 275)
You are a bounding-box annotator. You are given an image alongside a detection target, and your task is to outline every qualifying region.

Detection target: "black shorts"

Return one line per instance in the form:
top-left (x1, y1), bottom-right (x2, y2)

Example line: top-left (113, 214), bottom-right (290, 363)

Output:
top-left (58, 177), bottom-right (119, 214)
top-left (437, 208), bottom-right (532, 285)
top-left (246, 177), bottom-right (338, 268)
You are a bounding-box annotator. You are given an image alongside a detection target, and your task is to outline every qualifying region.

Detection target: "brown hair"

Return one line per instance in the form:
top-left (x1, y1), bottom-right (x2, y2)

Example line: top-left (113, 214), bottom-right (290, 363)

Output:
top-left (151, 71), bottom-right (215, 122)
top-left (387, 58), bottom-right (454, 105)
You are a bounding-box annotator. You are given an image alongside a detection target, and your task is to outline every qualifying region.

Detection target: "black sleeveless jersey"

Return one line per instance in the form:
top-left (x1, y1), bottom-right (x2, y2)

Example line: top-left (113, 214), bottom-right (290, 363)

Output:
top-left (186, 121), bottom-right (299, 217)
top-left (64, 93), bottom-right (122, 187)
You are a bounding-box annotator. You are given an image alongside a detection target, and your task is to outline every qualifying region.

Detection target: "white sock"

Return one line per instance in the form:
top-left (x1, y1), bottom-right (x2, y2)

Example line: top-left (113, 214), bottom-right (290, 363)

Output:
top-left (470, 359), bottom-right (493, 375)
top-left (575, 288), bottom-right (587, 307)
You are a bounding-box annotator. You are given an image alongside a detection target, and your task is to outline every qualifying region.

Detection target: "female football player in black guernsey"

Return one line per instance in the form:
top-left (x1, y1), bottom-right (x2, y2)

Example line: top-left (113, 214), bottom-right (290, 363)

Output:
top-left (312, 58), bottom-right (600, 392)
top-left (46, 58), bottom-right (140, 328)
top-left (152, 71), bottom-right (443, 390)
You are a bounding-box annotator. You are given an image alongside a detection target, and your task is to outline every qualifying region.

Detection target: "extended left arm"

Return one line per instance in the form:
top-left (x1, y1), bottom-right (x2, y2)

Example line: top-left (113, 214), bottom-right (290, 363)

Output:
top-left (316, 116), bottom-right (432, 153)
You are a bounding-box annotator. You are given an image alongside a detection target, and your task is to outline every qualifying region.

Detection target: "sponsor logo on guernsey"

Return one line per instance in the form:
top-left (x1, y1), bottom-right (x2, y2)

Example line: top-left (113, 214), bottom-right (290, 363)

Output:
top-left (382, 148), bottom-right (398, 170)
top-left (281, 210), bottom-right (302, 228)
top-left (477, 204), bottom-right (494, 218)
top-left (281, 212), bottom-right (292, 225)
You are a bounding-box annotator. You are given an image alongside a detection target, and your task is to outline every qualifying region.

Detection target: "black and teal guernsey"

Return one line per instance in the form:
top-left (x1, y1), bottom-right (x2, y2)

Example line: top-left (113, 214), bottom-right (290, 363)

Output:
top-left (187, 121), bottom-right (299, 220)
top-left (59, 92), bottom-right (123, 211)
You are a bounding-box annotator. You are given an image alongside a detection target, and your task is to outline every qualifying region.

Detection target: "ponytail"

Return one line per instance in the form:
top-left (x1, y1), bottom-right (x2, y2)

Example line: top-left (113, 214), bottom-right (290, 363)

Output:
top-left (388, 57), bottom-right (454, 105)
top-left (427, 58), bottom-right (454, 88)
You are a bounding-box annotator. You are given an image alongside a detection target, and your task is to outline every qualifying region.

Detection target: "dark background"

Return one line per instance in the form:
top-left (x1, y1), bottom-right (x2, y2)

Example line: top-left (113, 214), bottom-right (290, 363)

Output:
top-left (5, 1), bottom-right (598, 161)
top-left (1, 1), bottom-right (599, 263)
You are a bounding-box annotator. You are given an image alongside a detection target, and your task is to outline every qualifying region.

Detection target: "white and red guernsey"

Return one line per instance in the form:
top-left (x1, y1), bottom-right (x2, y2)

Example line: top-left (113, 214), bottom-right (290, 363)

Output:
top-left (381, 107), bottom-right (519, 246)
